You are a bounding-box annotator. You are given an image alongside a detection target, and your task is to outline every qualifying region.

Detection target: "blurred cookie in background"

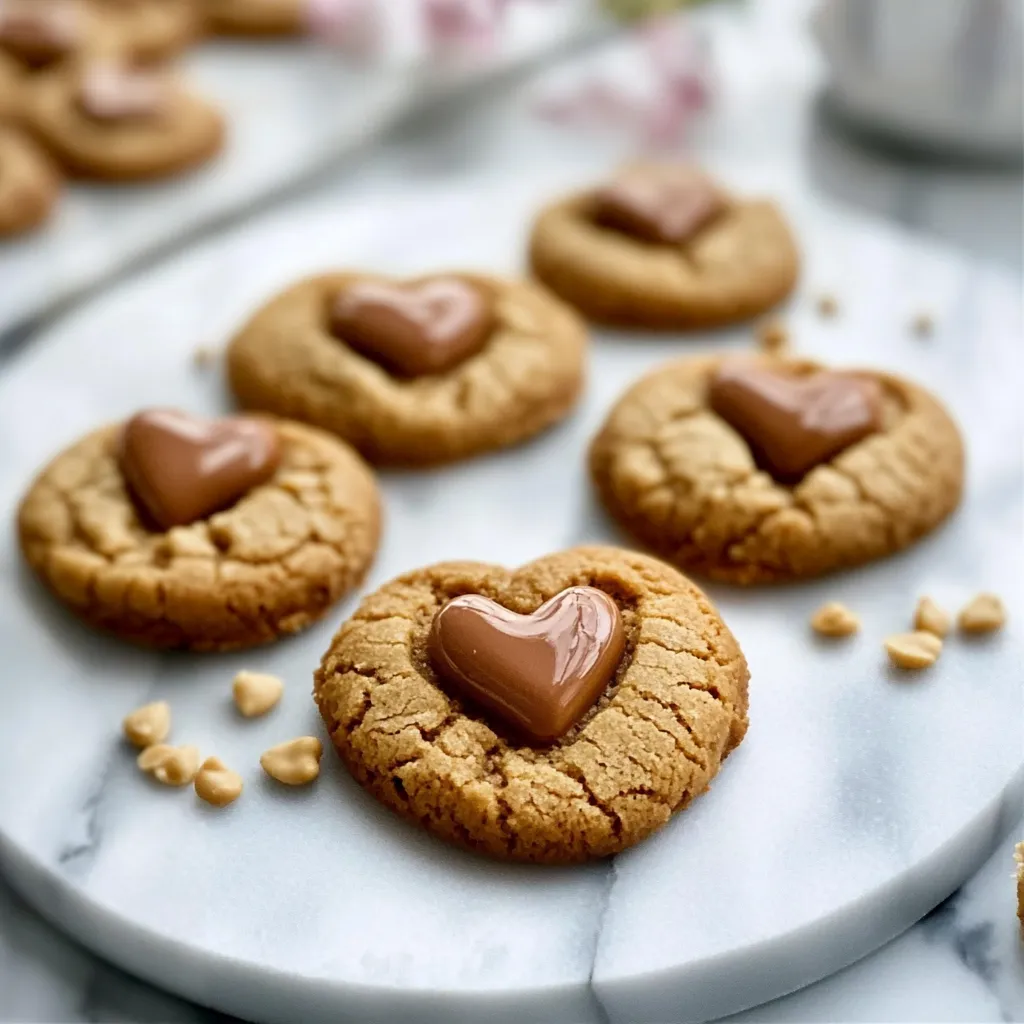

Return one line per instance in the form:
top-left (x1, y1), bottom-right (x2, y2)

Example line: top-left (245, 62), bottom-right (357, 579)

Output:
top-left (0, 127), bottom-right (61, 237)
top-left (24, 57), bottom-right (224, 179)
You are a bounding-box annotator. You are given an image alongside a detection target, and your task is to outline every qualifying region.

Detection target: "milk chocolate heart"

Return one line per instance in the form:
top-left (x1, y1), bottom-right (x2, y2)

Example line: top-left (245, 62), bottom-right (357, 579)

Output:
top-left (429, 586), bottom-right (625, 744)
top-left (709, 362), bottom-right (883, 480)
top-left (0, 0), bottom-right (81, 63)
top-left (329, 277), bottom-right (494, 377)
top-left (119, 409), bottom-right (281, 530)
top-left (593, 165), bottom-right (724, 245)
top-left (78, 63), bottom-right (171, 122)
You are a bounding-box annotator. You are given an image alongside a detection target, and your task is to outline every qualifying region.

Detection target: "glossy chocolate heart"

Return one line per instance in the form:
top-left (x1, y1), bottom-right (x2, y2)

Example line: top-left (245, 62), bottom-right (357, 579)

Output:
top-left (119, 409), bottom-right (281, 530)
top-left (329, 277), bottom-right (494, 377)
top-left (0, 0), bottom-right (81, 64)
top-left (78, 62), bottom-right (170, 122)
top-left (428, 586), bottom-right (625, 744)
top-left (593, 165), bottom-right (724, 245)
top-left (709, 361), bottom-right (883, 480)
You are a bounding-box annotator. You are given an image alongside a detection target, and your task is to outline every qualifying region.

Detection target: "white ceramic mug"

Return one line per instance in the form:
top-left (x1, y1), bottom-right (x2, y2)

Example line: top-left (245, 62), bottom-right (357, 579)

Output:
top-left (813, 0), bottom-right (1023, 159)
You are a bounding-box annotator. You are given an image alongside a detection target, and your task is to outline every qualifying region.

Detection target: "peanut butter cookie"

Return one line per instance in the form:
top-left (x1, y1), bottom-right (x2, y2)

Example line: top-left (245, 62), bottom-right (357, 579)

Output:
top-left (18, 410), bottom-right (381, 650)
top-left (0, 52), bottom-right (24, 119)
top-left (0, 0), bottom-right (96, 67)
top-left (314, 545), bottom-right (749, 863)
top-left (93, 0), bottom-right (201, 61)
top-left (24, 58), bottom-right (223, 180)
top-left (0, 126), bottom-right (61, 237)
top-left (528, 163), bottom-right (800, 328)
top-left (589, 355), bottom-right (964, 583)
top-left (203, 0), bottom-right (304, 36)
top-left (227, 272), bottom-right (588, 465)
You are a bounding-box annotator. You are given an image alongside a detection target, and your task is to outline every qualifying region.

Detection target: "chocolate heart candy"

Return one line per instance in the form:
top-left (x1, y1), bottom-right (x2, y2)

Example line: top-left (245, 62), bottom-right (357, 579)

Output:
top-left (330, 277), bottom-right (494, 377)
top-left (429, 586), bottom-right (625, 744)
top-left (0, 0), bottom-right (80, 63)
top-left (593, 165), bottom-right (724, 245)
top-left (119, 409), bottom-right (281, 530)
top-left (709, 361), bottom-right (883, 480)
top-left (78, 63), bottom-right (170, 122)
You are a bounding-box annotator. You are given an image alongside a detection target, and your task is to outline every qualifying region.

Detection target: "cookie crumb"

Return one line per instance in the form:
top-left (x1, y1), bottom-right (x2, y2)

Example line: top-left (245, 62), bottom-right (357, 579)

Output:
top-left (958, 593), bottom-right (1006, 634)
top-left (195, 756), bottom-right (243, 807)
top-left (885, 631), bottom-right (942, 670)
top-left (756, 319), bottom-right (789, 353)
top-left (816, 293), bottom-right (839, 318)
top-left (123, 700), bottom-right (171, 748)
top-left (138, 744), bottom-right (201, 786)
top-left (192, 344), bottom-right (219, 368)
top-left (233, 671), bottom-right (284, 717)
top-left (811, 601), bottom-right (859, 637)
top-left (914, 597), bottom-right (951, 638)
top-left (911, 312), bottom-right (934, 337)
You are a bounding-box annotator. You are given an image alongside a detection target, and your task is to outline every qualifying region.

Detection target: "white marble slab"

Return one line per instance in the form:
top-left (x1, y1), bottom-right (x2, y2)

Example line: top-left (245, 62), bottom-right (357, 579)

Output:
top-left (0, 159), bottom-right (1019, 1023)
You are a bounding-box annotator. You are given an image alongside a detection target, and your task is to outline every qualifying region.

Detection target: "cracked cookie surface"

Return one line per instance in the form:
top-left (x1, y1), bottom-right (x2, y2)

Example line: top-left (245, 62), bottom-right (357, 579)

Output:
top-left (590, 355), bottom-right (964, 584)
top-left (314, 545), bottom-right (749, 863)
top-left (18, 419), bottom-right (381, 650)
top-left (226, 272), bottom-right (588, 465)
top-left (528, 185), bottom-right (799, 328)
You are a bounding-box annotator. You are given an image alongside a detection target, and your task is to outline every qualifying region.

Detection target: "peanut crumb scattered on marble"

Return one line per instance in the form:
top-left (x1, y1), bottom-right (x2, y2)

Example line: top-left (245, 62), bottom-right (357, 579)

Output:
top-left (810, 601), bottom-right (859, 637)
top-left (138, 744), bottom-right (201, 786)
top-left (260, 737), bottom-right (322, 786)
top-left (958, 593), bottom-right (1007, 634)
top-left (192, 344), bottom-right (219, 368)
top-left (194, 757), bottom-right (243, 807)
top-left (914, 597), bottom-right (951, 638)
top-left (757, 319), bottom-right (789, 353)
top-left (885, 631), bottom-right (942, 670)
top-left (816, 293), bottom-right (839, 318)
top-left (232, 671), bottom-right (284, 718)
top-left (911, 312), bottom-right (934, 337)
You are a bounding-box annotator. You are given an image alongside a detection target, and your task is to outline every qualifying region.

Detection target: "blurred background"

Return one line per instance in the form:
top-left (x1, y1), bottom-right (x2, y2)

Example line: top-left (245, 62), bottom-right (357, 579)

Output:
top-left (0, 0), bottom-right (1021, 1021)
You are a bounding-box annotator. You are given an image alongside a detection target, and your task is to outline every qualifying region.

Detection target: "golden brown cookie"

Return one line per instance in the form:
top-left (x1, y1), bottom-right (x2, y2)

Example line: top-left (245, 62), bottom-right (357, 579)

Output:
top-left (227, 272), bottom-right (588, 465)
top-left (314, 545), bottom-right (749, 863)
top-left (18, 415), bottom-right (381, 651)
top-left (23, 58), bottom-right (224, 180)
top-left (0, 52), bottom-right (24, 119)
top-left (92, 0), bottom-right (201, 61)
top-left (589, 355), bottom-right (964, 584)
top-left (528, 164), bottom-right (800, 328)
top-left (0, 127), bottom-right (61, 237)
top-left (203, 0), bottom-right (304, 36)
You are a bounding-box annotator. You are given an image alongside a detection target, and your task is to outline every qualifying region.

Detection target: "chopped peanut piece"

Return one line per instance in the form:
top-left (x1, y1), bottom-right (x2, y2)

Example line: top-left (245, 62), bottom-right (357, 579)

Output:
top-left (914, 597), bottom-right (951, 638)
top-left (811, 602), bottom-right (859, 637)
top-left (194, 757), bottom-right (243, 807)
top-left (123, 700), bottom-right (171, 748)
top-left (885, 631), bottom-right (942, 670)
top-left (138, 744), bottom-right (201, 786)
top-left (958, 593), bottom-right (1006, 634)
top-left (260, 737), bottom-right (322, 786)
top-left (233, 671), bottom-right (284, 718)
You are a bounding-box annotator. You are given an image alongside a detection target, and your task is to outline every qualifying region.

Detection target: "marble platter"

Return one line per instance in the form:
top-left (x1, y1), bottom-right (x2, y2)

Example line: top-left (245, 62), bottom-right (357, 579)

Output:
top-left (0, 164), bottom-right (1020, 1024)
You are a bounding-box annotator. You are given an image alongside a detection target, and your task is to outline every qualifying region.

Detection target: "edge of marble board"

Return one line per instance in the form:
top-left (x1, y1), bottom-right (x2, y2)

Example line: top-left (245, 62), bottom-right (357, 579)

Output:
top-left (1, 767), bottom-right (1021, 1024)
